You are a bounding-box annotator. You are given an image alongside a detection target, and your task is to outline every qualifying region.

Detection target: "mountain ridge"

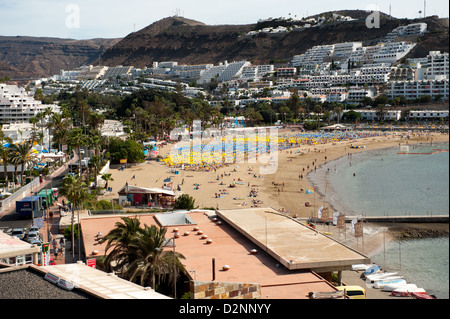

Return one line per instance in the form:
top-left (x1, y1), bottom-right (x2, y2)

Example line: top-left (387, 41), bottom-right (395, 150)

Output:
top-left (0, 11), bottom-right (448, 81)
top-left (97, 13), bottom-right (449, 68)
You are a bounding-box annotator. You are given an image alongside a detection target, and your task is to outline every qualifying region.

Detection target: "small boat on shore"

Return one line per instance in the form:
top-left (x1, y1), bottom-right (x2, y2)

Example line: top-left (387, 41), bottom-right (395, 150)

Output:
top-left (383, 283), bottom-right (417, 292)
top-left (392, 287), bottom-right (427, 297)
top-left (352, 264), bottom-right (370, 271)
top-left (361, 265), bottom-right (381, 278)
top-left (366, 272), bottom-right (398, 282)
top-left (366, 276), bottom-right (404, 286)
top-left (411, 292), bottom-right (435, 299)
top-left (373, 279), bottom-right (406, 289)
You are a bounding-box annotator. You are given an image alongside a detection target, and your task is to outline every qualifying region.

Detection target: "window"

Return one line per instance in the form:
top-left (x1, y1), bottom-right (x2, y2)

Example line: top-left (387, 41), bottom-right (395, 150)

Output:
top-left (16, 255), bottom-right (25, 266)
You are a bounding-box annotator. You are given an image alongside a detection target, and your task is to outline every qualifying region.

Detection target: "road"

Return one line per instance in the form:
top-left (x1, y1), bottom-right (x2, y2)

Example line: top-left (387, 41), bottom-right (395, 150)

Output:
top-left (0, 165), bottom-right (68, 235)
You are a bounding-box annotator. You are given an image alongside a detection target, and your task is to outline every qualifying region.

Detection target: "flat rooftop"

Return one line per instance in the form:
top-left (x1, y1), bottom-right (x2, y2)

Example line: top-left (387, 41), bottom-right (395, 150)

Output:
top-left (38, 262), bottom-right (171, 299)
top-left (216, 207), bottom-right (370, 272)
top-left (0, 231), bottom-right (40, 259)
top-left (81, 211), bottom-right (341, 299)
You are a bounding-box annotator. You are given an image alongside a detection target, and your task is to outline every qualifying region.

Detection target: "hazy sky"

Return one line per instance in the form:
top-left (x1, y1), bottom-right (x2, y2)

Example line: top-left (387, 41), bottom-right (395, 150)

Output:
top-left (0, 0), bottom-right (448, 39)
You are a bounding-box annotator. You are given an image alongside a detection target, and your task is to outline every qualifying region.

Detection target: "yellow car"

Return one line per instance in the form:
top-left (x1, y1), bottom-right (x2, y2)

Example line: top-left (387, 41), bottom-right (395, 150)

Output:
top-left (336, 285), bottom-right (366, 299)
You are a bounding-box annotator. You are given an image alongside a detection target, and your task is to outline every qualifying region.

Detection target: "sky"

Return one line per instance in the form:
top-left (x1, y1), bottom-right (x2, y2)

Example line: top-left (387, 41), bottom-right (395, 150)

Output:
top-left (0, 0), bottom-right (448, 39)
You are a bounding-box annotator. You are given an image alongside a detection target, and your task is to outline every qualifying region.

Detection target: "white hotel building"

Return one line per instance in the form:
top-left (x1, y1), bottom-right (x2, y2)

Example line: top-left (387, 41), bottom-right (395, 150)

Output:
top-left (386, 79), bottom-right (449, 100)
top-left (0, 84), bottom-right (60, 124)
top-left (347, 109), bottom-right (402, 121)
top-left (408, 110), bottom-right (449, 120)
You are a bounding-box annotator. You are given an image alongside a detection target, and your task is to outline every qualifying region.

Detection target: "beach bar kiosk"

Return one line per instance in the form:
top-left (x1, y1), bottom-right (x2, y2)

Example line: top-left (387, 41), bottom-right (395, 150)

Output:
top-left (16, 196), bottom-right (44, 218)
top-left (118, 183), bottom-right (176, 208)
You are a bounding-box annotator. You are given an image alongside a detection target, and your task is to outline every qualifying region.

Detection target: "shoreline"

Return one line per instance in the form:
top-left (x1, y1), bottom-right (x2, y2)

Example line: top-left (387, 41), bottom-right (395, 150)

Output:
top-left (100, 130), bottom-right (449, 258)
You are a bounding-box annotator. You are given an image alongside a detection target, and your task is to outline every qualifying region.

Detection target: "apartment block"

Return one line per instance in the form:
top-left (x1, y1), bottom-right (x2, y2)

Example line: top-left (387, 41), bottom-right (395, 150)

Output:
top-left (386, 79), bottom-right (449, 99)
top-left (0, 84), bottom-right (60, 124)
top-left (349, 109), bottom-right (402, 121)
top-left (408, 110), bottom-right (449, 120)
top-left (276, 67), bottom-right (297, 78)
top-left (384, 23), bottom-right (427, 42)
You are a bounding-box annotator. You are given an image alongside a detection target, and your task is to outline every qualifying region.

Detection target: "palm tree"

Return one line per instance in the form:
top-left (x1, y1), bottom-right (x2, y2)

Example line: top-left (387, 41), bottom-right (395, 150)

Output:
top-left (10, 141), bottom-right (38, 186)
top-left (52, 126), bottom-right (70, 152)
top-left (67, 127), bottom-right (87, 177)
top-left (59, 174), bottom-right (88, 259)
top-left (101, 173), bottom-right (114, 190)
top-left (126, 225), bottom-right (186, 290)
top-left (100, 216), bottom-right (143, 274)
top-left (334, 105), bottom-right (343, 124)
top-left (99, 217), bottom-right (186, 293)
top-left (47, 112), bottom-right (71, 152)
top-left (0, 144), bottom-right (11, 187)
top-left (88, 155), bottom-right (101, 188)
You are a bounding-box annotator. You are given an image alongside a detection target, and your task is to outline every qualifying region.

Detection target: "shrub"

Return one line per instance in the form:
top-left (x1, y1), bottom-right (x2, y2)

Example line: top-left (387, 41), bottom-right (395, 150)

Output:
top-left (174, 194), bottom-right (196, 210)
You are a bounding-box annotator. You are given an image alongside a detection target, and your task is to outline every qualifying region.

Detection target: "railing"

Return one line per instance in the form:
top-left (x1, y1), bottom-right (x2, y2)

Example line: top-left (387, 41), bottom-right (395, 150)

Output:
top-left (0, 177), bottom-right (40, 213)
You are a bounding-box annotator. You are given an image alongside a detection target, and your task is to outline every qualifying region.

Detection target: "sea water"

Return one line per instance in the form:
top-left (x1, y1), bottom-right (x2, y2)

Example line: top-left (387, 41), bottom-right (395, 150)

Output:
top-left (309, 141), bottom-right (449, 298)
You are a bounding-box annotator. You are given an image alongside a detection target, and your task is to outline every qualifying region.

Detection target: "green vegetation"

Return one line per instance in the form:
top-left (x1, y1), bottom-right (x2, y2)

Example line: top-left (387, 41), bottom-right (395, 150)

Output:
top-left (174, 194), bottom-right (197, 210)
top-left (99, 216), bottom-right (186, 295)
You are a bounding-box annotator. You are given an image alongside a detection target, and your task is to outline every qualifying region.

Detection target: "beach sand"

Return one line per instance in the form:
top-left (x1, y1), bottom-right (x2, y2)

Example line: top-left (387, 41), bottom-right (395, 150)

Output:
top-left (99, 130), bottom-right (449, 257)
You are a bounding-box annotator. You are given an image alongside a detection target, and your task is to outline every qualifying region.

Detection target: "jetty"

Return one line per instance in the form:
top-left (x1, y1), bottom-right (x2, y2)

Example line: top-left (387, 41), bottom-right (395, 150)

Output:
top-left (345, 215), bottom-right (449, 223)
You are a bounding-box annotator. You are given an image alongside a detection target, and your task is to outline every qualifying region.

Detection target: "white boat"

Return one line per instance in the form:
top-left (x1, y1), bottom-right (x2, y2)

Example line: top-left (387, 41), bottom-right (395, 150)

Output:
top-left (352, 264), bottom-right (370, 271)
top-left (366, 272), bottom-right (398, 282)
top-left (374, 279), bottom-right (406, 289)
top-left (366, 276), bottom-right (404, 286)
top-left (382, 283), bottom-right (417, 292)
top-left (363, 265), bottom-right (381, 276)
top-left (392, 287), bottom-right (426, 297)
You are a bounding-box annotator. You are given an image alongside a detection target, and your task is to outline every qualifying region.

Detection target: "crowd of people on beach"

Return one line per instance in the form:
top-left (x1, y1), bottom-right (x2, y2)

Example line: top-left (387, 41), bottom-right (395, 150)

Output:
top-left (162, 131), bottom-right (389, 172)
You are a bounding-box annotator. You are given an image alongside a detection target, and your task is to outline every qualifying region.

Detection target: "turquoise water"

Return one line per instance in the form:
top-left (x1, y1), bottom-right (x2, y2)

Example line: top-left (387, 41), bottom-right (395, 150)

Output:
top-left (371, 237), bottom-right (449, 299)
top-left (309, 141), bottom-right (449, 299)
top-left (313, 142), bottom-right (449, 217)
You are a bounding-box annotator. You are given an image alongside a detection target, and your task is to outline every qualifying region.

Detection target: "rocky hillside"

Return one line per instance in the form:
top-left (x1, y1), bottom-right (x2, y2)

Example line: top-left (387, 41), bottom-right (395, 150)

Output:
top-left (1, 11), bottom-right (448, 80)
top-left (0, 36), bottom-right (120, 79)
top-left (98, 13), bottom-right (449, 67)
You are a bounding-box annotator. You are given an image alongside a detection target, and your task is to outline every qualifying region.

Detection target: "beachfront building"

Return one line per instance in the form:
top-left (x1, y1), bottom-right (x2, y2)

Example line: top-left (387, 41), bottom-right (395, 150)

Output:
top-left (408, 110), bottom-right (449, 121)
top-left (423, 51), bottom-right (449, 81)
top-left (347, 109), bottom-right (402, 122)
top-left (0, 84), bottom-right (60, 124)
top-left (80, 208), bottom-right (370, 299)
top-left (386, 79), bottom-right (449, 100)
top-left (117, 183), bottom-right (176, 208)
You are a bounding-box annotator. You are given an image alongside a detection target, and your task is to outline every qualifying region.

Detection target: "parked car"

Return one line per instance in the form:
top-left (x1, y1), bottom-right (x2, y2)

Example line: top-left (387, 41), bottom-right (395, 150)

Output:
top-left (29, 239), bottom-right (42, 246)
top-left (11, 228), bottom-right (25, 240)
top-left (26, 231), bottom-right (40, 243)
top-left (28, 225), bottom-right (40, 233)
top-left (336, 285), bottom-right (366, 299)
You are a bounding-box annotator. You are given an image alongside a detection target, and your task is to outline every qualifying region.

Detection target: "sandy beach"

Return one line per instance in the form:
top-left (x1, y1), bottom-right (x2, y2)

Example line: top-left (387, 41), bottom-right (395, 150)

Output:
top-left (99, 129), bottom-right (449, 257)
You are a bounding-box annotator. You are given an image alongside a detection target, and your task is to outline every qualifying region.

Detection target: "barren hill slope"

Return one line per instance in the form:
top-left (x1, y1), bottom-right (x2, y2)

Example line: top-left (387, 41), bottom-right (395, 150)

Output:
top-left (0, 36), bottom-right (120, 79)
top-left (98, 13), bottom-right (449, 68)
